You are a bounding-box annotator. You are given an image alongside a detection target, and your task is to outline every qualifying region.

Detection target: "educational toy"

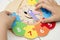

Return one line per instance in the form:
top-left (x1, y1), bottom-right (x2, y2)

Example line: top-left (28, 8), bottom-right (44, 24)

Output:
top-left (6, 0), bottom-right (56, 40)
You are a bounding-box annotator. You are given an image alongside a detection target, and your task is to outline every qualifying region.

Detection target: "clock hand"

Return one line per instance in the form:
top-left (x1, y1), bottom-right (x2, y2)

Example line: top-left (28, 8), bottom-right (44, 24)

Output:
top-left (28, 10), bottom-right (39, 21)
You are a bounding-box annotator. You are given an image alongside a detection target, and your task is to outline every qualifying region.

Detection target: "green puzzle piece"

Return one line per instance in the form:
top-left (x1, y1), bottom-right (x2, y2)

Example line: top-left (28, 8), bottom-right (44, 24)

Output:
top-left (36, 0), bottom-right (38, 2)
top-left (12, 21), bottom-right (27, 36)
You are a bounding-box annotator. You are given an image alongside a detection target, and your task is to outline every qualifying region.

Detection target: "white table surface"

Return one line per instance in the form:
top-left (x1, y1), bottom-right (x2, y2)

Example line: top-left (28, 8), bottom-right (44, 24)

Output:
top-left (0, 0), bottom-right (60, 40)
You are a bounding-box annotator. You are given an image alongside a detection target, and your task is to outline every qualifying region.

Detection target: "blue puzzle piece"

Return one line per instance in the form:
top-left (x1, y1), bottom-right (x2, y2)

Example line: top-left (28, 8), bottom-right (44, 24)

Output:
top-left (11, 12), bottom-right (21, 28)
top-left (40, 8), bottom-right (52, 18)
top-left (11, 12), bottom-right (20, 21)
top-left (16, 15), bottom-right (20, 21)
top-left (12, 20), bottom-right (16, 28)
top-left (11, 12), bottom-right (16, 16)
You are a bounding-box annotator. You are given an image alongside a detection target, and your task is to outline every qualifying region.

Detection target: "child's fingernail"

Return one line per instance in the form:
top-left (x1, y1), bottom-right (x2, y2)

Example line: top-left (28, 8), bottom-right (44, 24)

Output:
top-left (41, 20), bottom-right (46, 23)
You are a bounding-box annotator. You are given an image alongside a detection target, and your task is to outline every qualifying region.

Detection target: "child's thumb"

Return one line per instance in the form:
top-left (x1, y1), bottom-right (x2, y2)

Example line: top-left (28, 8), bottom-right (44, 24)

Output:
top-left (42, 16), bottom-right (55, 23)
top-left (11, 16), bottom-right (16, 22)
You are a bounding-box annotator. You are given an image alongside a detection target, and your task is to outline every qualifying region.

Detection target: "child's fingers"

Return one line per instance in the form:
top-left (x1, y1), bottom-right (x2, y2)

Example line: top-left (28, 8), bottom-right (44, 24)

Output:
top-left (41, 16), bottom-right (56, 23)
top-left (48, 0), bottom-right (57, 5)
top-left (38, 0), bottom-right (52, 5)
top-left (4, 11), bottom-right (11, 15)
top-left (41, 0), bottom-right (51, 5)
top-left (8, 16), bottom-right (16, 28)
top-left (1, 11), bottom-right (11, 15)
top-left (38, 0), bottom-right (43, 3)
top-left (35, 3), bottom-right (52, 11)
top-left (52, 0), bottom-right (57, 5)
top-left (48, 0), bottom-right (53, 3)
top-left (43, 0), bottom-right (51, 5)
top-left (48, 0), bottom-right (55, 3)
top-left (11, 16), bottom-right (16, 23)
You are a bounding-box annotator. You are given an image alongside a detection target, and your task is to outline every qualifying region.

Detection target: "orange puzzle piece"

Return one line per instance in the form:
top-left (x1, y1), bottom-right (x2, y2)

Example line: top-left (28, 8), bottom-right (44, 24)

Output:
top-left (34, 22), bottom-right (50, 36)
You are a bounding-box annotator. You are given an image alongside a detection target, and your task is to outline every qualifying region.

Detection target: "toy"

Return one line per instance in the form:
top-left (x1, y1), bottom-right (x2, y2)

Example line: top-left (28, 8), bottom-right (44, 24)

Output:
top-left (6, 0), bottom-right (56, 40)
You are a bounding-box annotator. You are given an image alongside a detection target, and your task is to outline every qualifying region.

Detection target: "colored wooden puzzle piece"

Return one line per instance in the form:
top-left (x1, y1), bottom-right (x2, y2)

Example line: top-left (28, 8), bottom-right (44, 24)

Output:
top-left (23, 25), bottom-right (38, 39)
top-left (35, 0), bottom-right (39, 2)
top-left (35, 23), bottom-right (50, 36)
top-left (40, 8), bottom-right (52, 18)
top-left (41, 22), bottom-right (56, 30)
top-left (12, 21), bottom-right (27, 36)
top-left (27, 0), bottom-right (37, 6)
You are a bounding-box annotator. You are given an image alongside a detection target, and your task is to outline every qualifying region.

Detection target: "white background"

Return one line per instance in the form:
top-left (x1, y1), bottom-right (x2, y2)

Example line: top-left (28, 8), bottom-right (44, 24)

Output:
top-left (0, 0), bottom-right (60, 40)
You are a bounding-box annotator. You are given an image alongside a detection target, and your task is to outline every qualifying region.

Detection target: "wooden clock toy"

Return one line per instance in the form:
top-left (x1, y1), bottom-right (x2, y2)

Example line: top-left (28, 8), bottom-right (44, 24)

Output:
top-left (5, 0), bottom-right (56, 40)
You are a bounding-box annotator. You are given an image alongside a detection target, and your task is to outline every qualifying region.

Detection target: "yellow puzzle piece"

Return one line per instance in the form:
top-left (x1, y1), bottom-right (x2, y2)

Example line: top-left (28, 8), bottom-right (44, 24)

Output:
top-left (23, 25), bottom-right (38, 39)
top-left (27, 0), bottom-right (37, 6)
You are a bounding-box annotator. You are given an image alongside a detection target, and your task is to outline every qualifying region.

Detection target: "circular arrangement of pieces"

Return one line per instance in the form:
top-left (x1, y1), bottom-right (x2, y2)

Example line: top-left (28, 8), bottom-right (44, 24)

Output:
top-left (11, 0), bottom-right (56, 39)
top-left (12, 12), bottom-right (56, 39)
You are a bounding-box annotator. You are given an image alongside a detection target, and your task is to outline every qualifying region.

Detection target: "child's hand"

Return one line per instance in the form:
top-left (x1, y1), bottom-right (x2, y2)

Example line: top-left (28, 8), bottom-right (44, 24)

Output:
top-left (0, 11), bottom-right (15, 29)
top-left (35, 0), bottom-right (60, 23)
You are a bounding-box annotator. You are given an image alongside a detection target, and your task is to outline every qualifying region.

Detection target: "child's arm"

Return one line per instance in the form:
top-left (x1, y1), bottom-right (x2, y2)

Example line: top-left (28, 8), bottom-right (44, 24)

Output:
top-left (0, 11), bottom-right (15, 40)
top-left (0, 24), bottom-right (8, 40)
top-left (35, 0), bottom-right (60, 23)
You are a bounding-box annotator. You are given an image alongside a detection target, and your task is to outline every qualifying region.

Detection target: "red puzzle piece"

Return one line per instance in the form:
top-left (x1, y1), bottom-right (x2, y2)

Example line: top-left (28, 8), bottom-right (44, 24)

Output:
top-left (41, 22), bottom-right (56, 30)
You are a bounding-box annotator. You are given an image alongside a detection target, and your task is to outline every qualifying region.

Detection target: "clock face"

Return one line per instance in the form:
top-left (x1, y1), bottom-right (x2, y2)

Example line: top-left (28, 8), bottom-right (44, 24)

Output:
top-left (18, 0), bottom-right (43, 25)
top-left (11, 0), bottom-right (56, 39)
